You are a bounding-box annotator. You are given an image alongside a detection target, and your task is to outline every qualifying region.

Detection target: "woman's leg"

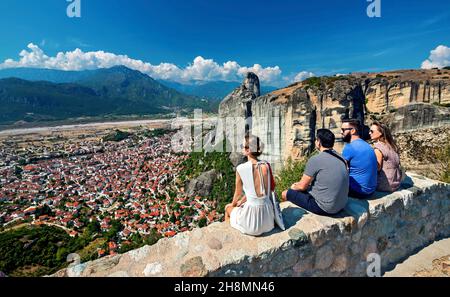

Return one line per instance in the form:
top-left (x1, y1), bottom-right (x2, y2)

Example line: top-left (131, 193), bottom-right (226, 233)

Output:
top-left (224, 203), bottom-right (234, 222)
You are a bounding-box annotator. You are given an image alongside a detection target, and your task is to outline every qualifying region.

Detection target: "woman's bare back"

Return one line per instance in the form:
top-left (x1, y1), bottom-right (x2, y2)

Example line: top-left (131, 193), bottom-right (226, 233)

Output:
top-left (251, 163), bottom-right (269, 198)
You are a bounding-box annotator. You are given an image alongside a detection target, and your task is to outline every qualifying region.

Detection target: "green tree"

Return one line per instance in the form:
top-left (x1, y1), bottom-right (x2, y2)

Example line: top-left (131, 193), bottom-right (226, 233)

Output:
top-left (14, 166), bottom-right (23, 178)
top-left (55, 247), bottom-right (68, 262)
top-left (144, 229), bottom-right (162, 246)
top-left (86, 221), bottom-right (100, 235)
top-left (198, 217), bottom-right (207, 228)
top-left (0, 225), bottom-right (91, 277)
top-left (436, 143), bottom-right (450, 183)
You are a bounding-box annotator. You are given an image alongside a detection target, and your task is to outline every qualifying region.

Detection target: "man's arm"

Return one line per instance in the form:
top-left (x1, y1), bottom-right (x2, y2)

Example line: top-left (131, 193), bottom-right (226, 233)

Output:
top-left (291, 174), bottom-right (313, 191)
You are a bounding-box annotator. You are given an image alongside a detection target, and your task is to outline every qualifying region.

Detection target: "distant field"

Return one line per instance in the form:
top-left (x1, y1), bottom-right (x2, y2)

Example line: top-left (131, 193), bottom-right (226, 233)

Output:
top-left (0, 115), bottom-right (174, 133)
top-left (0, 119), bottom-right (175, 138)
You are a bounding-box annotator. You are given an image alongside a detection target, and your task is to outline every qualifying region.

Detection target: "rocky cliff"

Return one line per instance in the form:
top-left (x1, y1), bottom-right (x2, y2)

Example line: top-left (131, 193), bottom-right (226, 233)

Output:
top-left (361, 69), bottom-right (450, 112)
top-left (217, 69), bottom-right (450, 172)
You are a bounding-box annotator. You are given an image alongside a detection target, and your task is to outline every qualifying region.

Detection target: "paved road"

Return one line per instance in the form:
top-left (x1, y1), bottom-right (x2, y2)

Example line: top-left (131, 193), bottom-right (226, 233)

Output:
top-left (383, 238), bottom-right (450, 277)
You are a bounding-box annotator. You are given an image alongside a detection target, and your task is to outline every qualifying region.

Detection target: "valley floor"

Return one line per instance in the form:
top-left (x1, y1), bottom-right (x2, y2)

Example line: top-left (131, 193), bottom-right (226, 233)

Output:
top-left (0, 118), bottom-right (173, 136)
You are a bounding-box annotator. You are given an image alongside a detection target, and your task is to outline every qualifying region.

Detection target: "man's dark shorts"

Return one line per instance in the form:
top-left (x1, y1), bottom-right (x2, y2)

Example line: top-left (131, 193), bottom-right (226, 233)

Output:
top-left (286, 189), bottom-right (329, 215)
top-left (348, 187), bottom-right (374, 199)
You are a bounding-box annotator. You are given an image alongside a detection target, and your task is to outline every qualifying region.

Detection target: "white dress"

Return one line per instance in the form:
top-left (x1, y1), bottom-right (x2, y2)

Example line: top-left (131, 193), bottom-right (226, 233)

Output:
top-left (230, 161), bottom-right (275, 236)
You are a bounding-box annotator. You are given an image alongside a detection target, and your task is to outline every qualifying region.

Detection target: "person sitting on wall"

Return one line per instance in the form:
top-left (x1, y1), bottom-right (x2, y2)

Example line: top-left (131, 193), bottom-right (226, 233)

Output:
top-left (341, 119), bottom-right (378, 199)
top-left (281, 129), bottom-right (349, 215)
top-left (224, 133), bottom-right (276, 236)
top-left (369, 121), bottom-right (403, 192)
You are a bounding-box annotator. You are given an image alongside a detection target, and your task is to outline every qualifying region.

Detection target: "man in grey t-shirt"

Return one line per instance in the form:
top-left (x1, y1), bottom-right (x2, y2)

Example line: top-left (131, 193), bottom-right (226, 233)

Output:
top-left (281, 129), bottom-right (349, 215)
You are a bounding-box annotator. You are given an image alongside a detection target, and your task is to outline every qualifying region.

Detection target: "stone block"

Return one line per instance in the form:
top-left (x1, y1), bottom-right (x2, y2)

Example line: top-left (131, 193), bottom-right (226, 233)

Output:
top-left (292, 256), bottom-right (314, 276)
top-left (314, 245), bottom-right (334, 270)
top-left (269, 249), bottom-right (299, 272)
top-left (344, 199), bottom-right (369, 229)
top-left (330, 254), bottom-right (349, 273)
top-left (180, 257), bottom-right (208, 277)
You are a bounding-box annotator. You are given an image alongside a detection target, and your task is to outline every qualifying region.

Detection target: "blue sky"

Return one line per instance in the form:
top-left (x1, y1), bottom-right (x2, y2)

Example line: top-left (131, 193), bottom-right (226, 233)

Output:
top-left (0, 0), bottom-right (449, 86)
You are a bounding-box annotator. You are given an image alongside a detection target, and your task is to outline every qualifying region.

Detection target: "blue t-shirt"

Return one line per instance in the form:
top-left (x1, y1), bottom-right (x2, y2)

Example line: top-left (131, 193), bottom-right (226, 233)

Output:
top-left (342, 138), bottom-right (377, 195)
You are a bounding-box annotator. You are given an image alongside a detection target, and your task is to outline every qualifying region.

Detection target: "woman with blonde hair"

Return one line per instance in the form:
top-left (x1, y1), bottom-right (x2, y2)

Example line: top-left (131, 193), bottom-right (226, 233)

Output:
top-left (369, 121), bottom-right (402, 192)
top-left (224, 133), bottom-right (275, 236)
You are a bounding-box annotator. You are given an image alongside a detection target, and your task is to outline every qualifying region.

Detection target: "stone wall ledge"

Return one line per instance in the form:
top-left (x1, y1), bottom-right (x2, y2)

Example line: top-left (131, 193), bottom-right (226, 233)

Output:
top-left (52, 172), bottom-right (450, 277)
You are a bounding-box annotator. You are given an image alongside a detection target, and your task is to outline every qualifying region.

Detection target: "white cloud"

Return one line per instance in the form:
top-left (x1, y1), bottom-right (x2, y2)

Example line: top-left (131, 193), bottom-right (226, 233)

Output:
top-left (293, 71), bottom-right (315, 82)
top-left (0, 43), bottom-right (311, 86)
top-left (421, 45), bottom-right (450, 69)
top-left (238, 64), bottom-right (282, 84)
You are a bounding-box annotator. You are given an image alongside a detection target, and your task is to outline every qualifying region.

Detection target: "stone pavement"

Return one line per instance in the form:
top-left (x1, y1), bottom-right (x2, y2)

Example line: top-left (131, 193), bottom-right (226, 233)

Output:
top-left (383, 238), bottom-right (450, 277)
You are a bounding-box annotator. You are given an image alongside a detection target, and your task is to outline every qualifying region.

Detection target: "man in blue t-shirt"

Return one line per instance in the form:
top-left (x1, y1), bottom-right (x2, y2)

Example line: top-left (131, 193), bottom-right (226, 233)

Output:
top-left (341, 119), bottom-right (377, 198)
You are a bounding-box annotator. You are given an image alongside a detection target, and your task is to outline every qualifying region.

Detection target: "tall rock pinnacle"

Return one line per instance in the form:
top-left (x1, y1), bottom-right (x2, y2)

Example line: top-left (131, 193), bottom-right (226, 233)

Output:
top-left (243, 72), bottom-right (260, 98)
top-left (218, 72), bottom-right (261, 119)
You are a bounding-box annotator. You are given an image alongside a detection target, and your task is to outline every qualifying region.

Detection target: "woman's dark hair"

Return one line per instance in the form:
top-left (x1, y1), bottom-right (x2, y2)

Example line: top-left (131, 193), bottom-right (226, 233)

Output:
top-left (316, 129), bottom-right (335, 148)
top-left (371, 121), bottom-right (399, 153)
top-left (244, 133), bottom-right (264, 157)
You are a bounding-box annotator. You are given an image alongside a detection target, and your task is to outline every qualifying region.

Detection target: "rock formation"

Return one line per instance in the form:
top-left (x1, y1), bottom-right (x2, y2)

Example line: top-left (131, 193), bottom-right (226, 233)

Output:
top-left (203, 72), bottom-right (260, 159)
top-left (219, 72), bottom-right (261, 119)
top-left (216, 69), bottom-right (450, 172)
top-left (185, 169), bottom-right (218, 197)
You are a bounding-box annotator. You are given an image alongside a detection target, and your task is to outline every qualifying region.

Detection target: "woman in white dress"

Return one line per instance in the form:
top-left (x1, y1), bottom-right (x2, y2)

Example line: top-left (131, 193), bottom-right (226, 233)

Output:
top-left (224, 134), bottom-right (275, 236)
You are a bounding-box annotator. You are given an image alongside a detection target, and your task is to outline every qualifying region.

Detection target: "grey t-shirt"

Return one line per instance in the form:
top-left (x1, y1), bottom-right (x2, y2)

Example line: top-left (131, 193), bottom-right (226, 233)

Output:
top-left (304, 151), bottom-right (349, 214)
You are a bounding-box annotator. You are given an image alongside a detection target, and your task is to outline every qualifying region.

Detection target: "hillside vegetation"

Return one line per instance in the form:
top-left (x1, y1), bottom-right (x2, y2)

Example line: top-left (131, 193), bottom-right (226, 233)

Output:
top-left (0, 225), bottom-right (89, 276)
top-left (178, 141), bottom-right (235, 214)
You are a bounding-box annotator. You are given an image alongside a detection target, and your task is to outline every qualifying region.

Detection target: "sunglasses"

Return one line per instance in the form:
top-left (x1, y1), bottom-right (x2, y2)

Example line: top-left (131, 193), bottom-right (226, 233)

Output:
top-left (341, 128), bottom-right (353, 132)
top-left (240, 144), bottom-right (249, 149)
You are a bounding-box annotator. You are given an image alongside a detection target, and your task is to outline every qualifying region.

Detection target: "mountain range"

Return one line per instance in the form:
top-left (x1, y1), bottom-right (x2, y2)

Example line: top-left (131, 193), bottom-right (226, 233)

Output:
top-left (0, 66), bottom-right (217, 125)
top-left (158, 79), bottom-right (277, 100)
top-left (0, 67), bottom-right (277, 101)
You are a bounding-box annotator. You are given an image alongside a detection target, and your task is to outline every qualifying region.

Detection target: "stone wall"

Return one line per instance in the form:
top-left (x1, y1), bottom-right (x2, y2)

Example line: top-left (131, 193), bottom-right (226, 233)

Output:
top-left (393, 126), bottom-right (450, 181)
top-left (52, 172), bottom-right (450, 277)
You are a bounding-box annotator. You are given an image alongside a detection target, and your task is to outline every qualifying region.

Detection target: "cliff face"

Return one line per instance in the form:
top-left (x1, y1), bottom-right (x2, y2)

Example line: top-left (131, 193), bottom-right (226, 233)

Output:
top-left (218, 69), bottom-right (450, 172)
top-left (362, 69), bottom-right (450, 112)
top-left (251, 78), bottom-right (367, 170)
